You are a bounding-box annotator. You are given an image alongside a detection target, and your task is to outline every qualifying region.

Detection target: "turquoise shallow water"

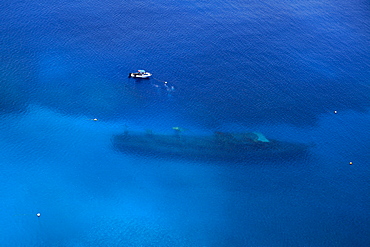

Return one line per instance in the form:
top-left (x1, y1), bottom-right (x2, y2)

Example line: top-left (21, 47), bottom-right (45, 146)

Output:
top-left (0, 0), bottom-right (369, 246)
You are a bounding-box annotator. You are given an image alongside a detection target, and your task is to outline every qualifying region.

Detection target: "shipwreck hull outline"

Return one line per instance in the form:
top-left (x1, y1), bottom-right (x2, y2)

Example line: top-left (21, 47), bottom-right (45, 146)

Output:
top-left (112, 132), bottom-right (308, 162)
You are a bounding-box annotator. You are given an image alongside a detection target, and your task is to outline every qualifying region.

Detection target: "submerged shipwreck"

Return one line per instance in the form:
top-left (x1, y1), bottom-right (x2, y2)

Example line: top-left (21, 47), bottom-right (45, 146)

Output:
top-left (112, 129), bottom-right (307, 162)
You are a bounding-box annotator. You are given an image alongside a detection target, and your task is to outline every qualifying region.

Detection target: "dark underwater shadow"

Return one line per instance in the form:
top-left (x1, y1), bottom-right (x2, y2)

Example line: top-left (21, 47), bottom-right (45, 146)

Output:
top-left (111, 131), bottom-right (310, 165)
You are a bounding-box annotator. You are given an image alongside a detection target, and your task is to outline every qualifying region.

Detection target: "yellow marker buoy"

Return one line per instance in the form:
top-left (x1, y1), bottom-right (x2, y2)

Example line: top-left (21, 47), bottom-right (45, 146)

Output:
top-left (349, 162), bottom-right (353, 165)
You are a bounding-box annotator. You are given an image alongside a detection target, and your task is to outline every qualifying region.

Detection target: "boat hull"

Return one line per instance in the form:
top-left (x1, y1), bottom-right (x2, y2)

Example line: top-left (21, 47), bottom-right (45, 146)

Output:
top-left (128, 72), bottom-right (152, 78)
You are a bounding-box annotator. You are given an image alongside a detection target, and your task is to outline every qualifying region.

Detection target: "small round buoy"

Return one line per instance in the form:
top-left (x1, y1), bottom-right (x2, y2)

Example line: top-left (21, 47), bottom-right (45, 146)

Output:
top-left (36, 213), bottom-right (41, 217)
top-left (349, 162), bottom-right (353, 165)
top-left (334, 111), bottom-right (337, 114)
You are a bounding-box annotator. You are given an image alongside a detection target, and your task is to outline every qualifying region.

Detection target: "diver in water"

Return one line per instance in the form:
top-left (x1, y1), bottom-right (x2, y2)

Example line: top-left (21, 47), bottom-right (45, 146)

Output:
top-left (164, 81), bottom-right (175, 92)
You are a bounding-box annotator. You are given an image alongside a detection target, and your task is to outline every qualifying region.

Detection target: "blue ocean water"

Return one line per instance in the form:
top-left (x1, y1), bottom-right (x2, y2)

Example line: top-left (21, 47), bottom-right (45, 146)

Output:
top-left (0, 0), bottom-right (369, 246)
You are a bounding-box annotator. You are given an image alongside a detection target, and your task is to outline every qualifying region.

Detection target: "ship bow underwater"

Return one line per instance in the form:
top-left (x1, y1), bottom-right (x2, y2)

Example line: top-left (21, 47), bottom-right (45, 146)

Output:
top-left (112, 130), bottom-right (308, 162)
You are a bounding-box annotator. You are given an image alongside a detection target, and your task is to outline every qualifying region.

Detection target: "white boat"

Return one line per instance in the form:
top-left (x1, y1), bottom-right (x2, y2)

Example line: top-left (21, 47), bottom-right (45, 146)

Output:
top-left (128, 70), bottom-right (152, 79)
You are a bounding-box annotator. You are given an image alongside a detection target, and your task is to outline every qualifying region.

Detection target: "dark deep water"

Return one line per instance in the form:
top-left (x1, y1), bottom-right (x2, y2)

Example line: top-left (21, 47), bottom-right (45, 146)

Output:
top-left (0, 0), bottom-right (369, 246)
